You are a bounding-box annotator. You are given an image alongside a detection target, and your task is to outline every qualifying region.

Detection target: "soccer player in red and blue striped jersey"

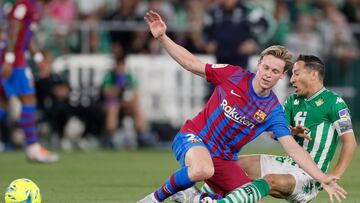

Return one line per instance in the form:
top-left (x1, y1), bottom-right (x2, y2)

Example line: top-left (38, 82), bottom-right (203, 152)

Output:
top-left (1, 0), bottom-right (58, 163)
top-left (138, 11), bottom-right (346, 203)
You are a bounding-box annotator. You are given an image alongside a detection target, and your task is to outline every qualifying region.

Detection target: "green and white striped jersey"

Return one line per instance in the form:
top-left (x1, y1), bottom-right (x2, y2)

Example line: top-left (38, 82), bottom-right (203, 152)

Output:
top-left (284, 87), bottom-right (353, 172)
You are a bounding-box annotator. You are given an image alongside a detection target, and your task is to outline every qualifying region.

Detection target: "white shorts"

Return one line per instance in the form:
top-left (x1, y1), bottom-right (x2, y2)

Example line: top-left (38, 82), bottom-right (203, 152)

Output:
top-left (260, 154), bottom-right (321, 203)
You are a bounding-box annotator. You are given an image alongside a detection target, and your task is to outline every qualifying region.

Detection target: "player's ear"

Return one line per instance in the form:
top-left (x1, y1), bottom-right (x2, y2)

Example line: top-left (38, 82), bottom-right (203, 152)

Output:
top-left (309, 70), bottom-right (317, 81)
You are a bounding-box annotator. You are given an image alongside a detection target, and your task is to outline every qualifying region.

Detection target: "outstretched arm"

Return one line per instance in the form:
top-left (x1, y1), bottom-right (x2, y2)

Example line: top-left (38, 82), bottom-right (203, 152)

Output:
top-left (279, 136), bottom-right (325, 180)
top-left (279, 136), bottom-right (347, 202)
top-left (144, 10), bottom-right (206, 78)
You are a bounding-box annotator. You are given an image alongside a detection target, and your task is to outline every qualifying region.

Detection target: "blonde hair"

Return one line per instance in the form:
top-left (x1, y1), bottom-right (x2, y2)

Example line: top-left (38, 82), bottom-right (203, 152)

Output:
top-left (259, 45), bottom-right (293, 72)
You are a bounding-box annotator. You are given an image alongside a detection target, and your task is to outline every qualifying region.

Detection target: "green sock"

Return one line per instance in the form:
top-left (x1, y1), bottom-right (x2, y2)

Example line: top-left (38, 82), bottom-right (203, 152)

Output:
top-left (201, 183), bottom-right (216, 194)
top-left (215, 179), bottom-right (270, 203)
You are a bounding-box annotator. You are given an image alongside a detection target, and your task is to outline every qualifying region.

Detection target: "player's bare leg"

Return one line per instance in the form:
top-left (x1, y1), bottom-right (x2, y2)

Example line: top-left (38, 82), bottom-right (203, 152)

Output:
top-left (237, 154), bottom-right (261, 179)
top-left (264, 174), bottom-right (296, 199)
top-left (171, 155), bottom-right (264, 203)
top-left (196, 155), bottom-right (294, 202)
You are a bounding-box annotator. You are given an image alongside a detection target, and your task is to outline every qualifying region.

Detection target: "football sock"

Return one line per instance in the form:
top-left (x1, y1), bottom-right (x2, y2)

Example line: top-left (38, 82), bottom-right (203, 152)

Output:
top-left (200, 183), bottom-right (223, 199)
top-left (20, 105), bottom-right (38, 145)
top-left (201, 183), bottom-right (216, 194)
top-left (201, 192), bottom-right (223, 200)
top-left (214, 179), bottom-right (270, 203)
top-left (154, 166), bottom-right (194, 201)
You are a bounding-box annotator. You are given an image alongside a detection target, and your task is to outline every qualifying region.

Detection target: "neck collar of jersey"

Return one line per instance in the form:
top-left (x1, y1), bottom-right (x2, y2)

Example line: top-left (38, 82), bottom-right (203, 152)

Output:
top-left (305, 87), bottom-right (326, 101)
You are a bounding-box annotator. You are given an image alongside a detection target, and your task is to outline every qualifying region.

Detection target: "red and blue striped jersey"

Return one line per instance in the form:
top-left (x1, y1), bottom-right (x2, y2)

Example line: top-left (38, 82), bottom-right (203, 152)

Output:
top-left (180, 64), bottom-right (290, 160)
top-left (7, 0), bottom-right (41, 67)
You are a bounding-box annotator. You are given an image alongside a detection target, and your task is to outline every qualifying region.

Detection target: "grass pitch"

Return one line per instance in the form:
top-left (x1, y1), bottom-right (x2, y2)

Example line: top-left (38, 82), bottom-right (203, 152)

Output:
top-left (1, 146), bottom-right (359, 203)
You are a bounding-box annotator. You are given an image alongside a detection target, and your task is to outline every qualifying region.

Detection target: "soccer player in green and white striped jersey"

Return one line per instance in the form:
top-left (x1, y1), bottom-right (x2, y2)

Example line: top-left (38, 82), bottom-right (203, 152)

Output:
top-left (218, 55), bottom-right (356, 203)
top-left (173, 55), bottom-right (355, 203)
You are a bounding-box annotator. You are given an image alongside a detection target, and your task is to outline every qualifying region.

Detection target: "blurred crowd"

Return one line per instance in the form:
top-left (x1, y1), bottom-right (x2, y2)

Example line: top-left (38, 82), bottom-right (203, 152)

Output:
top-left (2, 0), bottom-right (360, 59)
top-left (0, 0), bottom-right (359, 151)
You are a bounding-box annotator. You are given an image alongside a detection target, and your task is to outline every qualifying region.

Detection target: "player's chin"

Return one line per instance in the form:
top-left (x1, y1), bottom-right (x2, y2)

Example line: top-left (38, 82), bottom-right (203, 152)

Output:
top-left (294, 89), bottom-right (303, 96)
top-left (261, 82), bottom-right (273, 90)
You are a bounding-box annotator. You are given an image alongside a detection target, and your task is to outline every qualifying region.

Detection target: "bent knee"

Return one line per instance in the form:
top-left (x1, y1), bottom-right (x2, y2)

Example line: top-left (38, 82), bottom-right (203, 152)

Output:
top-left (264, 174), bottom-right (295, 198)
top-left (189, 165), bottom-right (215, 181)
top-left (264, 174), bottom-right (278, 189)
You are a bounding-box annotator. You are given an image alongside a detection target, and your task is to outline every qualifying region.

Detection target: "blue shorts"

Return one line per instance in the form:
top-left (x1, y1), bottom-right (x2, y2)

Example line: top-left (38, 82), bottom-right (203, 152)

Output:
top-left (2, 68), bottom-right (35, 97)
top-left (171, 132), bottom-right (207, 167)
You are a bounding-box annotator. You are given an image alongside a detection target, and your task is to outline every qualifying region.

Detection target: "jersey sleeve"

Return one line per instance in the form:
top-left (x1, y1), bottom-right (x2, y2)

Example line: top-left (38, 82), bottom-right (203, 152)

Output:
top-left (9, 2), bottom-right (29, 21)
top-left (329, 96), bottom-right (353, 135)
top-left (266, 105), bottom-right (291, 139)
top-left (9, 1), bottom-right (40, 23)
top-left (205, 63), bottom-right (245, 85)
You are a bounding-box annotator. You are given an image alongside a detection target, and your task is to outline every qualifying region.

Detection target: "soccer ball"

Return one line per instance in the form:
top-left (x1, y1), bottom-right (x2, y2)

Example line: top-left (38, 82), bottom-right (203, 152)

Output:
top-left (4, 178), bottom-right (41, 203)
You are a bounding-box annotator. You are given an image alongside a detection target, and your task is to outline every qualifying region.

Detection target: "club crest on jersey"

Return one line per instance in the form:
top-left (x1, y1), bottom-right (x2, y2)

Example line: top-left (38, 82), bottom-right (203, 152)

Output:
top-left (339, 108), bottom-right (350, 119)
top-left (211, 64), bottom-right (228, 68)
top-left (254, 110), bottom-right (267, 122)
top-left (315, 98), bottom-right (324, 106)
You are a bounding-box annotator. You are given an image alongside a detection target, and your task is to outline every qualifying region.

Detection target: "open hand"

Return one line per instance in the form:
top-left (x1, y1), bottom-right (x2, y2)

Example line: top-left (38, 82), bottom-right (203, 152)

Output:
top-left (321, 176), bottom-right (347, 202)
top-left (144, 10), bottom-right (167, 39)
top-left (290, 125), bottom-right (312, 140)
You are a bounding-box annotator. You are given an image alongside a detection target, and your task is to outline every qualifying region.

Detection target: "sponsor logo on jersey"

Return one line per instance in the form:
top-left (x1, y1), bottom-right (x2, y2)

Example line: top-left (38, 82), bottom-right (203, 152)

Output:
top-left (244, 186), bottom-right (253, 196)
top-left (185, 133), bottom-right (202, 143)
top-left (211, 64), bottom-right (228, 68)
top-left (254, 110), bottom-right (267, 122)
top-left (315, 98), bottom-right (324, 106)
top-left (294, 99), bottom-right (299, 105)
top-left (230, 90), bottom-right (241, 98)
top-left (336, 97), bottom-right (344, 104)
top-left (221, 99), bottom-right (255, 128)
top-left (339, 108), bottom-right (350, 119)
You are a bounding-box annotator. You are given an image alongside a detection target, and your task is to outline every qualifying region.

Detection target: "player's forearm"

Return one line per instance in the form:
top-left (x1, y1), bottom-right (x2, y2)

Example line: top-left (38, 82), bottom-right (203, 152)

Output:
top-left (158, 34), bottom-right (206, 78)
top-left (332, 134), bottom-right (357, 178)
top-left (290, 146), bottom-right (326, 181)
top-left (280, 136), bottom-right (327, 181)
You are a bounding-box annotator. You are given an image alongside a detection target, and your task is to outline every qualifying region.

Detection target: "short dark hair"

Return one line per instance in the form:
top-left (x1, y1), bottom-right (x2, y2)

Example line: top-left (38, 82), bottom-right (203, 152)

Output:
top-left (295, 54), bottom-right (325, 81)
